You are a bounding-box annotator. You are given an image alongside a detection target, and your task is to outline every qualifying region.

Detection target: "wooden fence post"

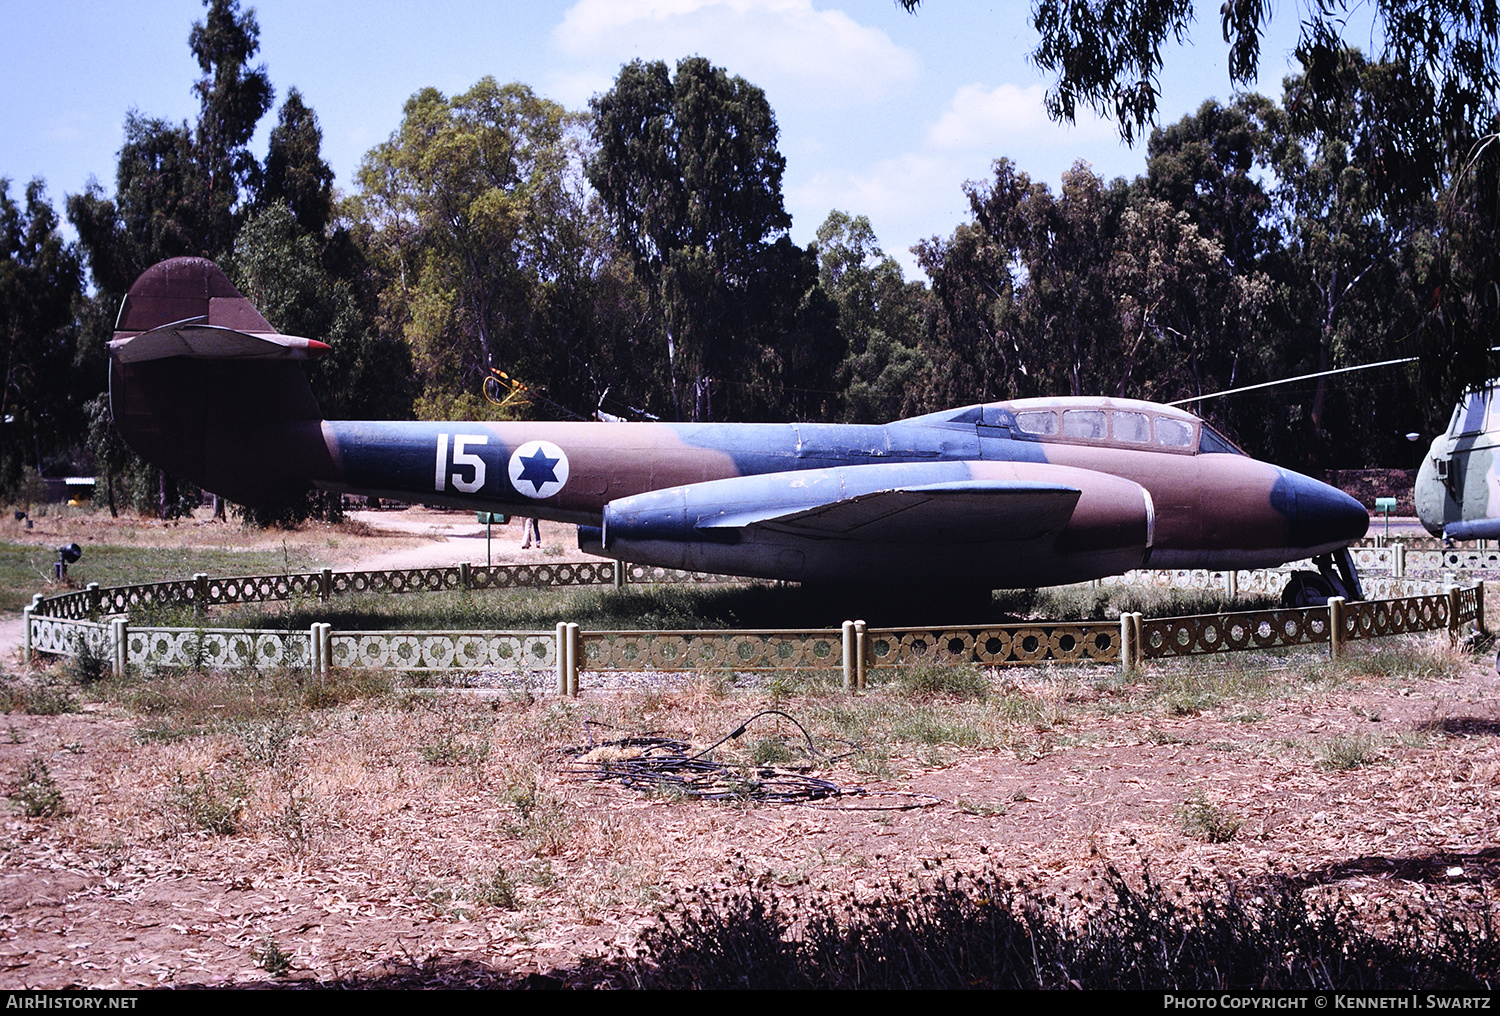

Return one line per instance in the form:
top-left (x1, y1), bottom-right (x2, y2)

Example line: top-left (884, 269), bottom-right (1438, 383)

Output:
top-left (556, 622), bottom-right (568, 695)
top-left (1476, 581), bottom-right (1486, 635)
top-left (1449, 587), bottom-right (1463, 646)
top-left (193, 573), bottom-right (208, 618)
top-left (613, 561), bottom-right (627, 590)
top-left (320, 567), bottom-right (333, 603)
top-left (1328, 597), bottom-right (1345, 661)
top-left (459, 562), bottom-right (471, 591)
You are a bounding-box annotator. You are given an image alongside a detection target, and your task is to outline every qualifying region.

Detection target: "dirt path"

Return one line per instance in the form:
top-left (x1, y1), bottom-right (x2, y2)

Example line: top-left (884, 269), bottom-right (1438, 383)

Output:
top-left (340, 512), bottom-right (594, 571)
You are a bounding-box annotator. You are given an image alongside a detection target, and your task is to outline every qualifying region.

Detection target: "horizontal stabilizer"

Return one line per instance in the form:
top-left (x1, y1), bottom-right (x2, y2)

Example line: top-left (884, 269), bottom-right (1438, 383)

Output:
top-left (110, 320), bottom-right (330, 363)
top-left (698, 480), bottom-right (1081, 543)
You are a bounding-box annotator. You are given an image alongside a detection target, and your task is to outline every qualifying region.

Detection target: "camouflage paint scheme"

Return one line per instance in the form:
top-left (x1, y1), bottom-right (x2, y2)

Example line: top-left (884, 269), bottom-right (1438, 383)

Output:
top-left (1417, 384), bottom-right (1500, 541)
top-left (109, 259), bottom-right (1369, 588)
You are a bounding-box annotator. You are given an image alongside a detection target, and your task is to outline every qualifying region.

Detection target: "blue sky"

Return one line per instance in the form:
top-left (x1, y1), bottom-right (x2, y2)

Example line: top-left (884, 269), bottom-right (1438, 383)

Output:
top-left (0, 0), bottom-right (1322, 275)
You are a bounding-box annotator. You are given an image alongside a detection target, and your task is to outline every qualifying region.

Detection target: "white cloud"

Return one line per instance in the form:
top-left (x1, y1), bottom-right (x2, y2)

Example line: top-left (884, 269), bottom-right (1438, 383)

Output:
top-left (926, 82), bottom-right (1118, 152)
top-left (551, 0), bottom-right (918, 107)
top-left (787, 82), bottom-right (1135, 278)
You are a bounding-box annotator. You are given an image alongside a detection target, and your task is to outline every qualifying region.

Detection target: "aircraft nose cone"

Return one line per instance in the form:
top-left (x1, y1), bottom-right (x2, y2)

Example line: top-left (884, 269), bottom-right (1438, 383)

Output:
top-left (1276, 471), bottom-right (1370, 549)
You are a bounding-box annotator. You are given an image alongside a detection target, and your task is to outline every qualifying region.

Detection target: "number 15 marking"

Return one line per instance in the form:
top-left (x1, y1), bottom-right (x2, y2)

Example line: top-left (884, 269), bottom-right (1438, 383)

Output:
top-left (434, 434), bottom-right (488, 493)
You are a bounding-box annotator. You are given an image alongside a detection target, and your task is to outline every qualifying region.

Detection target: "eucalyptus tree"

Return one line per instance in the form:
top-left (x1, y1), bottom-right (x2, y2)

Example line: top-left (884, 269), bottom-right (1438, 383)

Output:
top-left (814, 211), bottom-right (936, 423)
top-left (0, 181), bottom-right (83, 497)
top-left (589, 57), bottom-right (841, 422)
top-left (356, 78), bottom-right (583, 418)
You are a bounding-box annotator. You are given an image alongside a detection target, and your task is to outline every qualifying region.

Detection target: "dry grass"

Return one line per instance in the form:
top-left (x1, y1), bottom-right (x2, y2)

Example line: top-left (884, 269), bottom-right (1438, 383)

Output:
top-left (0, 628), bottom-right (1492, 986)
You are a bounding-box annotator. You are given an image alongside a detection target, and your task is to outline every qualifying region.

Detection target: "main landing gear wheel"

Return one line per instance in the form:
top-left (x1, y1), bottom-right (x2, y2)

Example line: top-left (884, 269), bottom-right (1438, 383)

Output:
top-left (1280, 549), bottom-right (1364, 608)
top-left (1281, 571), bottom-right (1335, 608)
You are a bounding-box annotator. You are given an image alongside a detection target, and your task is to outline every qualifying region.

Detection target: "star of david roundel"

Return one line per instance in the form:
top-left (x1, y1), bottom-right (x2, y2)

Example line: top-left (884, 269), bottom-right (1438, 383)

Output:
top-left (507, 440), bottom-right (570, 499)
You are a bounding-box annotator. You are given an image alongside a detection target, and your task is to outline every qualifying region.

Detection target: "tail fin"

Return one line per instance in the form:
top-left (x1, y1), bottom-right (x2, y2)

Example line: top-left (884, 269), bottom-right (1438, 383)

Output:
top-left (108, 257), bottom-right (336, 508)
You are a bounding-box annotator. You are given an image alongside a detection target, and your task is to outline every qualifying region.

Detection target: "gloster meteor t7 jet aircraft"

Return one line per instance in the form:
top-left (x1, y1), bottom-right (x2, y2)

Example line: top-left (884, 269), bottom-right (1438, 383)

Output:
top-left (108, 258), bottom-right (1370, 602)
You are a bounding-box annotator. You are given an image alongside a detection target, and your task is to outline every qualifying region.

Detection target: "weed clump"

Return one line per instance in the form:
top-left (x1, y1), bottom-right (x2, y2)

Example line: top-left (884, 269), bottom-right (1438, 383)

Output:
top-left (1177, 793), bottom-right (1244, 843)
top-left (1321, 732), bottom-right (1383, 771)
top-left (251, 934), bottom-right (292, 977)
top-left (473, 863), bottom-right (520, 910)
top-left (896, 664), bottom-right (990, 701)
top-left (8, 757), bottom-right (64, 817)
top-left (0, 675), bottom-right (76, 716)
top-left (168, 770), bottom-right (247, 835)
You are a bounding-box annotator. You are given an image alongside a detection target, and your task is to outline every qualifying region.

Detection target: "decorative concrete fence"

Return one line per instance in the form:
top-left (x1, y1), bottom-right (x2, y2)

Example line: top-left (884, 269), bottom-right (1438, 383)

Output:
top-left (21, 559), bottom-right (1486, 694)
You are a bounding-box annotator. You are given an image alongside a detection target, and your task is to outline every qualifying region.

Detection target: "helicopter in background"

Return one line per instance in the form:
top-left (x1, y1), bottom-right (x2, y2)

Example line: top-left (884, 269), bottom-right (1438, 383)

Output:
top-left (1416, 382), bottom-right (1500, 542)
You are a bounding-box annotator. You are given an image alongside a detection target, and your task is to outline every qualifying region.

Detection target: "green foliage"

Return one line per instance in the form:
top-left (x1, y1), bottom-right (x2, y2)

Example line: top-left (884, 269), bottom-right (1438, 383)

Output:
top-left (250, 934), bottom-right (292, 977)
top-left (66, 632), bottom-right (108, 687)
top-left (1320, 732), bottom-right (1382, 770)
top-left (472, 863), bottom-right (520, 910)
top-left (8, 757), bottom-right (64, 818)
top-left (356, 78), bottom-right (599, 416)
top-left (896, 664), bottom-right (990, 701)
top-left (815, 211), bottom-right (937, 423)
top-left (0, 676), bottom-right (77, 716)
top-left (1177, 792), bottom-right (1244, 843)
top-left (589, 58), bottom-right (842, 422)
top-left (169, 770), bottom-right (247, 835)
top-left (0, 179), bottom-right (84, 499)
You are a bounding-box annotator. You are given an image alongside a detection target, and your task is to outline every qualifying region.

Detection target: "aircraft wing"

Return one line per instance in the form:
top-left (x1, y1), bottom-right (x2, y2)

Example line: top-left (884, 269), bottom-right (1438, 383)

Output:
top-left (696, 480), bottom-right (1082, 543)
top-left (110, 319), bottom-right (330, 362)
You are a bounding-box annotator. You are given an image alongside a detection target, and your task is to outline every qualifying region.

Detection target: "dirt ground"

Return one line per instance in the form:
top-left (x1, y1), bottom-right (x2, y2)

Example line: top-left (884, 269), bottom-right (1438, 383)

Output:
top-left (0, 509), bottom-right (1497, 988)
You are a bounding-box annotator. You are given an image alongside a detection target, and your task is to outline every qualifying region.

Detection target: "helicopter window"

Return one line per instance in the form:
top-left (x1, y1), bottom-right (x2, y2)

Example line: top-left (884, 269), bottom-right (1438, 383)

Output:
top-left (1014, 411), bottom-right (1058, 435)
top-left (1062, 410), bottom-right (1106, 439)
top-left (1155, 418), bottom-right (1194, 448)
top-left (1459, 392), bottom-right (1492, 435)
top-left (1113, 411), bottom-right (1151, 442)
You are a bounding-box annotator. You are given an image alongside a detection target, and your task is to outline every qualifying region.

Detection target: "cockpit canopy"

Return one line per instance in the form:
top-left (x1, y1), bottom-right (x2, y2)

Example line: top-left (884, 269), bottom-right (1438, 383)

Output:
top-left (914, 397), bottom-right (1246, 455)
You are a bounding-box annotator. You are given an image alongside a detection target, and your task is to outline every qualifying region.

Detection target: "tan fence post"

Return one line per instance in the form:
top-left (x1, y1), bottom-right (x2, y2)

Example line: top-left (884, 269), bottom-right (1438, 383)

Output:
top-left (1449, 587), bottom-right (1463, 645)
top-left (1132, 613), bottom-right (1145, 669)
top-left (842, 621), bottom-right (856, 692)
top-left (1120, 613), bottom-right (1136, 673)
top-left (556, 622), bottom-right (568, 695)
top-left (87, 582), bottom-right (100, 621)
top-left (310, 624), bottom-right (323, 679)
top-left (1393, 542), bottom-right (1405, 578)
top-left (1328, 597), bottom-right (1345, 661)
top-left (567, 623), bottom-right (580, 696)
top-left (111, 617), bottom-right (127, 680)
top-left (855, 620), bottom-right (868, 690)
top-left (21, 603), bottom-right (32, 667)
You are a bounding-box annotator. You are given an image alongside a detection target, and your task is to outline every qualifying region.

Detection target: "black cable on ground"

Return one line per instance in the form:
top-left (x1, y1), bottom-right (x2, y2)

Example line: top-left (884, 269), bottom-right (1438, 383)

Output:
top-left (559, 713), bottom-right (939, 810)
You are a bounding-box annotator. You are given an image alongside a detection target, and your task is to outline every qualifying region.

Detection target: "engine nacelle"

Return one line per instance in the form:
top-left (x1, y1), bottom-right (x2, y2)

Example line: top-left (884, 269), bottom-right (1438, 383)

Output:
top-left (579, 460), bottom-right (1154, 587)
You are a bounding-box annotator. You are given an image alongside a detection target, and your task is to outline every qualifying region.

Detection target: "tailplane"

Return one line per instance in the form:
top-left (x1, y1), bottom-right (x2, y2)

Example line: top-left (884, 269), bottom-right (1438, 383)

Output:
top-left (108, 258), bottom-right (335, 508)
